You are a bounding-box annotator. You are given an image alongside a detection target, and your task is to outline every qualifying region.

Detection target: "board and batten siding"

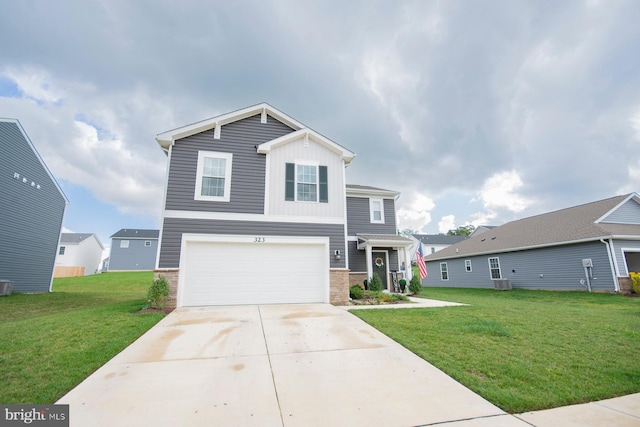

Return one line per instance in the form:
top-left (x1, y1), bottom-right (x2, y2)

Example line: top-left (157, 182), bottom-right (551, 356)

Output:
top-left (164, 114), bottom-right (294, 214)
top-left (158, 218), bottom-right (346, 270)
top-left (266, 137), bottom-right (345, 219)
top-left (0, 121), bottom-right (66, 292)
top-left (346, 197), bottom-right (397, 235)
top-left (601, 199), bottom-right (640, 224)
top-left (109, 238), bottom-right (158, 270)
top-left (423, 241), bottom-right (616, 291)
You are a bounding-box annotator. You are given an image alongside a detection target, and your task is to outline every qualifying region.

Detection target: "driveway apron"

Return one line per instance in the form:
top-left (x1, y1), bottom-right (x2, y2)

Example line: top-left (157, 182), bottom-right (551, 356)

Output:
top-left (57, 304), bottom-right (521, 426)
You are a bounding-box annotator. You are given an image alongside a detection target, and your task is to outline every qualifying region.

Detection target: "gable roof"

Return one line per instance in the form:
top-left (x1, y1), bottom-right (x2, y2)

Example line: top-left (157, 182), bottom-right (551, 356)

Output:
top-left (425, 193), bottom-right (640, 261)
top-left (1, 118), bottom-right (69, 204)
top-left (110, 229), bottom-right (160, 239)
top-left (256, 128), bottom-right (355, 164)
top-left (60, 233), bottom-right (104, 249)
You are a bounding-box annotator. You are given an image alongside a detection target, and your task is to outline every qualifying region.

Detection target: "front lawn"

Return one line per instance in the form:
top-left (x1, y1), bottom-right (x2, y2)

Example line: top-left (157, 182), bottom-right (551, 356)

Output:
top-left (0, 272), bottom-right (165, 404)
top-left (351, 287), bottom-right (640, 413)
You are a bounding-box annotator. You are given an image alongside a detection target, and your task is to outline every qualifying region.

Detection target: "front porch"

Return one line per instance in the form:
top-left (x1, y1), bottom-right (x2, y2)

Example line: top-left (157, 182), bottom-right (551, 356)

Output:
top-left (349, 234), bottom-right (414, 292)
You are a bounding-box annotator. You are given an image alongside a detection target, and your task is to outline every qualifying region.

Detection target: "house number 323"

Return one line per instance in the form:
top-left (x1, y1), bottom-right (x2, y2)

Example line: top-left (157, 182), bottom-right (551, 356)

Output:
top-left (254, 237), bottom-right (266, 242)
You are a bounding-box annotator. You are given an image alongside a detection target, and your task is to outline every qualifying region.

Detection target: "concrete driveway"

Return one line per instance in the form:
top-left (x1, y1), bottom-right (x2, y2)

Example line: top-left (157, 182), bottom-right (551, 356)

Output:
top-left (58, 303), bottom-right (525, 426)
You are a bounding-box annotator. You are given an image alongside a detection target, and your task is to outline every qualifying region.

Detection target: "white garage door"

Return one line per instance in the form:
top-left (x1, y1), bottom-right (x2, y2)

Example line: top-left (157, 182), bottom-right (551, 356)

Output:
top-left (181, 236), bottom-right (328, 306)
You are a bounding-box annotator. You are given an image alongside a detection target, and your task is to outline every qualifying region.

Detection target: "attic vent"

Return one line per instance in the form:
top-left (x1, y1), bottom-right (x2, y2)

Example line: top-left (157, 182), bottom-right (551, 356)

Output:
top-left (261, 108), bottom-right (267, 123)
top-left (214, 122), bottom-right (221, 139)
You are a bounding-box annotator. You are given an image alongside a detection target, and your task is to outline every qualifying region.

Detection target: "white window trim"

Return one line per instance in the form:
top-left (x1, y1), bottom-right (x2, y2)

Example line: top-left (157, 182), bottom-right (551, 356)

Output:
top-left (120, 240), bottom-right (129, 249)
top-left (488, 257), bottom-right (502, 279)
top-left (440, 262), bottom-right (449, 281)
top-left (144, 241), bottom-right (152, 247)
top-left (295, 161), bottom-right (319, 203)
top-left (465, 259), bottom-right (472, 272)
top-left (369, 198), bottom-right (385, 224)
top-left (194, 151), bottom-right (233, 202)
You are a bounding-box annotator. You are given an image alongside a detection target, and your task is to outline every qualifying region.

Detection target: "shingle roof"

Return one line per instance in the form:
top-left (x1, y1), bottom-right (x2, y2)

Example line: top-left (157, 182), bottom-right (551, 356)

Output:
top-left (413, 234), bottom-right (468, 245)
top-left (110, 229), bottom-right (160, 239)
top-left (60, 233), bottom-right (95, 244)
top-left (425, 194), bottom-right (640, 261)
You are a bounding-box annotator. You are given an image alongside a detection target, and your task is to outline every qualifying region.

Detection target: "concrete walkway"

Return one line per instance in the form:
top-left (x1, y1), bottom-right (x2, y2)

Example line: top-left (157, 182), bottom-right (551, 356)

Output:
top-left (57, 302), bottom-right (640, 426)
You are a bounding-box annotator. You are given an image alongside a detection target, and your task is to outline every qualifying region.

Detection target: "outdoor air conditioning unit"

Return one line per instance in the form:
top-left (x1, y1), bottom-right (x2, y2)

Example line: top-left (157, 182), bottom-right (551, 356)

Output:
top-left (493, 279), bottom-right (512, 290)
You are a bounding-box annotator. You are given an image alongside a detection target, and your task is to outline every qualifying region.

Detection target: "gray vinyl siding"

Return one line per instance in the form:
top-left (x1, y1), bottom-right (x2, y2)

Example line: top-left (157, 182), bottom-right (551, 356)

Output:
top-left (347, 241), bottom-right (399, 273)
top-left (165, 114), bottom-right (294, 213)
top-left (601, 199), bottom-right (640, 224)
top-left (109, 238), bottom-right (158, 270)
top-left (0, 121), bottom-right (66, 292)
top-left (346, 197), bottom-right (397, 235)
top-left (614, 239), bottom-right (640, 275)
top-left (423, 241), bottom-right (616, 291)
top-left (159, 217), bottom-right (346, 269)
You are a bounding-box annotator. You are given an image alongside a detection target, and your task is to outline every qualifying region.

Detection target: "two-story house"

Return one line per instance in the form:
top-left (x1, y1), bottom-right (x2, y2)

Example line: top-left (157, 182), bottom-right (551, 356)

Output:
top-left (154, 103), bottom-right (412, 308)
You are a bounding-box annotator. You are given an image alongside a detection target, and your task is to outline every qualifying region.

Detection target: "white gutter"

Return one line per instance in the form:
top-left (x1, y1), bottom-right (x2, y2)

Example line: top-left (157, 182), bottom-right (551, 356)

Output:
top-left (600, 238), bottom-right (620, 292)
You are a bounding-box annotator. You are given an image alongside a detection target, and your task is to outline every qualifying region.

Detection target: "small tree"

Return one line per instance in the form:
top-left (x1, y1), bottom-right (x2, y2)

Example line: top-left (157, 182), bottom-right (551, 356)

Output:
top-left (369, 273), bottom-right (383, 292)
top-left (408, 274), bottom-right (422, 295)
top-left (148, 275), bottom-right (170, 309)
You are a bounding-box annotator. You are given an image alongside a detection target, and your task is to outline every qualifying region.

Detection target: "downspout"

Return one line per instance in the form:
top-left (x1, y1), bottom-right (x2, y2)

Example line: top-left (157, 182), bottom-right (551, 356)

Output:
top-left (601, 238), bottom-right (620, 292)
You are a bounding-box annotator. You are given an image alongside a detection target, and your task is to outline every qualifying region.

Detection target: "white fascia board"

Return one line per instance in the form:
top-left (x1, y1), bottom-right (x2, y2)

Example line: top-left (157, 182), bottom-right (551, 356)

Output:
top-left (155, 103), bottom-right (305, 150)
top-left (346, 187), bottom-right (400, 200)
top-left (595, 192), bottom-right (640, 224)
top-left (357, 238), bottom-right (413, 249)
top-left (164, 209), bottom-right (345, 225)
top-left (257, 128), bottom-right (356, 164)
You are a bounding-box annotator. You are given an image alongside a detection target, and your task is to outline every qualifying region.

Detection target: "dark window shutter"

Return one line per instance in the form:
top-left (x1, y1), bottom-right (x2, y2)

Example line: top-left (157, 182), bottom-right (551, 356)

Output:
top-left (285, 163), bottom-right (295, 201)
top-left (319, 165), bottom-right (328, 203)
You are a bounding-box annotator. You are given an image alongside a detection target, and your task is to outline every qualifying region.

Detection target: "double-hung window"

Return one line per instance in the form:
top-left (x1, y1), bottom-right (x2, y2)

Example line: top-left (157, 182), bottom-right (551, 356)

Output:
top-left (195, 151), bottom-right (232, 202)
top-left (488, 257), bottom-right (502, 279)
top-left (465, 260), bottom-right (472, 272)
top-left (370, 198), bottom-right (385, 223)
top-left (285, 163), bottom-right (328, 203)
top-left (59, 246), bottom-right (66, 255)
top-left (440, 262), bottom-right (449, 280)
top-left (120, 240), bottom-right (129, 249)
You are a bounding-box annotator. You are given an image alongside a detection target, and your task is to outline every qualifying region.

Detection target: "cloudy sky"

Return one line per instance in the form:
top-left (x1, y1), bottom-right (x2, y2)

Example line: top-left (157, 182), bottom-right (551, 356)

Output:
top-left (2, 0), bottom-right (640, 250)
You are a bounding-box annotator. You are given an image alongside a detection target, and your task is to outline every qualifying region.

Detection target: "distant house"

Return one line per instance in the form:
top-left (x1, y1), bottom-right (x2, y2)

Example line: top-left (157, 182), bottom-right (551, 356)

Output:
top-left (108, 229), bottom-right (159, 271)
top-left (469, 225), bottom-right (497, 237)
top-left (412, 234), bottom-right (468, 256)
top-left (0, 118), bottom-right (68, 293)
top-left (55, 233), bottom-right (104, 277)
top-left (422, 194), bottom-right (640, 293)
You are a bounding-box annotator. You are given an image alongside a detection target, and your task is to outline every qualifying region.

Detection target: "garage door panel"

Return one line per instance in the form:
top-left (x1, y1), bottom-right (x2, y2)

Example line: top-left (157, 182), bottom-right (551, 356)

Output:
top-left (182, 240), bottom-right (327, 306)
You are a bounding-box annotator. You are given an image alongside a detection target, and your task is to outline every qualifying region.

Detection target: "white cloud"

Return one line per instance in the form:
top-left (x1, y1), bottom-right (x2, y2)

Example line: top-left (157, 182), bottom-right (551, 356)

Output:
top-left (476, 170), bottom-right (530, 213)
top-left (438, 214), bottom-right (456, 234)
top-left (631, 109), bottom-right (640, 141)
top-left (397, 192), bottom-right (435, 233)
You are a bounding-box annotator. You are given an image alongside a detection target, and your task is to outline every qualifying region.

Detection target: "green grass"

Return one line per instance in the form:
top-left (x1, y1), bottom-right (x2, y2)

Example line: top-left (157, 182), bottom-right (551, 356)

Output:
top-left (0, 272), bottom-right (165, 404)
top-left (351, 287), bottom-right (640, 413)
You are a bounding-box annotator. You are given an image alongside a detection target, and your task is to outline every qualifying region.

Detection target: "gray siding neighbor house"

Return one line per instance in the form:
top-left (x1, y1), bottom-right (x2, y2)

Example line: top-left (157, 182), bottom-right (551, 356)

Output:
top-left (422, 193), bottom-right (640, 293)
top-left (155, 103), bottom-right (412, 308)
top-left (0, 118), bottom-right (68, 293)
top-left (109, 229), bottom-right (159, 271)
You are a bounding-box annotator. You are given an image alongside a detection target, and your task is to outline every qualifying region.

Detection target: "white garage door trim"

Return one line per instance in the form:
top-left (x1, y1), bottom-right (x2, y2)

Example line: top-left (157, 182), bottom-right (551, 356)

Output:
top-left (177, 233), bottom-right (330, 307)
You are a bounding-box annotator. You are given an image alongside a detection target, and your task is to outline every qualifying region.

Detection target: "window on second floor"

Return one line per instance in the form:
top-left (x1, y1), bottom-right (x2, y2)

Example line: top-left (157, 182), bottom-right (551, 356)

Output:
top-left (285, 163), bottom-right (328, 203)
top-left (369, 198), bottom-right (385, 223)
top-left (144, 241), bottom-right (152, 247)
top-left (59, 246), bottom-right (65, 255)
top-left (120, 240), bottom-right (129, 249)
top-left (195, 151), bottom-right (233, 202)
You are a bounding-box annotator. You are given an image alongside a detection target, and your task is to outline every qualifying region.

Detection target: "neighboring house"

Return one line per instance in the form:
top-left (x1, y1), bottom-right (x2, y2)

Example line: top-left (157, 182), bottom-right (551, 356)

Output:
top-left (469, 225), bottom-right (497, 237)
top-left (155, 103), bottom-right (413, 307)
top-left (55, 233), bottom-right (104, 277)
top-left (412, 234), bottom-right (468, 256)
top-left (0, 118), bottom-right (68, 293)
top-left (422, 194), bottom-right (640, 293)
top-left (109, 229), bottom-right (159, 271)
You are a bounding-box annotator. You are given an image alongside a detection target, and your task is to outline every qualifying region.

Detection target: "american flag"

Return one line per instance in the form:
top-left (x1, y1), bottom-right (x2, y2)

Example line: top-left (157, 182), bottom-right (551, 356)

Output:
top-left (416, 243), bottom-right (428, 279)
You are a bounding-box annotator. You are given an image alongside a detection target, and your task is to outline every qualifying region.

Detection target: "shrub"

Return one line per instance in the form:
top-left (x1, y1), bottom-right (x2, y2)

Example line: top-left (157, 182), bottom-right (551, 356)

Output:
top-left (399, 279), bottom-right (407, 292)
top-left (369, 273), bottom-right (383, 292)
top-left (148, 275), bottom-right (170, 309)
top-left (350, 285), bottom-right (364, 300)
top-left (408, 275), bottom-right (422, 295)
top-left (631, 272), bottom-right (640, 294)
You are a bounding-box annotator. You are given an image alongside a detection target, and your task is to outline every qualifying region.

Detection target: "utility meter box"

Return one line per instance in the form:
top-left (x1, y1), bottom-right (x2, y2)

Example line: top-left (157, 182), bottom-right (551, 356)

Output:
top-left (582, 259), bottom-right (593, 268)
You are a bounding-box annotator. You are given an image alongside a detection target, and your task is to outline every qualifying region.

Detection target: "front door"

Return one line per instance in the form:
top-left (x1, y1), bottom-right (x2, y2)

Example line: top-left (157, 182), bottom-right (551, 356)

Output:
top-left (372, 251), bottom-right (388, 291)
